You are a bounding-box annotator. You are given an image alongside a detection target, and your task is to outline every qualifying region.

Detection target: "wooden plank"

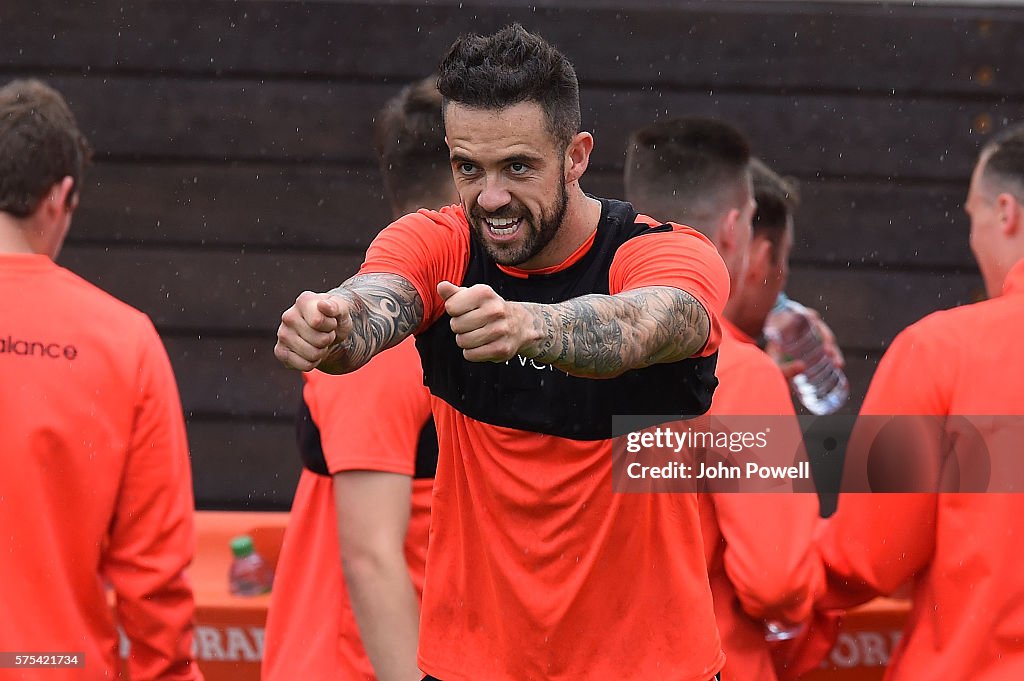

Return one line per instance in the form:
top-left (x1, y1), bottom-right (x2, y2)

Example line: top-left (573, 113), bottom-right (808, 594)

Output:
top-left (75, 165), bottom-right (975, 269)
top-left (188, 420), bottom-right (301, 510)
top-left (164, 335), bottom-right (304, 420)
top-left (182, 350), bottom-right (881, 511)
top-left (56, 246), bottom-right (363, 332)
top-left (9, 1), bottom-right (1024, 96)
top-left (165, 327), bottom-right (878, 421)
top-left (181, 350), bottom-right (881, 510)
top-left (0, 2), bottom-right (121, 69)
top-left (54, 247), bottom-right (983, 351)
top-left (58, 247), bottom-right (980, 368)
top-left (31, 75), bottom-right (398, 163)
top-left (15, 74), bottom-right (1010, 180)
top-left (73, 162), bottom-right (390, 251)
top-left (583, 172), bottom-right (976, 269)
top-left (789, 180), bottom-right (973, 270)
top-left (172, 334), bottom-right (881, 420)
top-left (581, 88), bottom-right (1014, 183)
top-left (180, 353), bottom-right (884, 509)
top-left (786, 266), bottom-right (985, 351)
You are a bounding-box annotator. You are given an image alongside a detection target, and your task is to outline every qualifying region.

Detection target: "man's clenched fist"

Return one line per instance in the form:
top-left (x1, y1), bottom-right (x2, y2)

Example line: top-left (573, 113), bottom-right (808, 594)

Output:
top-left (274, 291), bottom-right (352, 371)
top-left (438, 281), bottom-right (536, 363)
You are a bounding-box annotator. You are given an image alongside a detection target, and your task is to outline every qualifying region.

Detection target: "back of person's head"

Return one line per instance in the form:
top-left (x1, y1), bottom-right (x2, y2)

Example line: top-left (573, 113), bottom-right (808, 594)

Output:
top-left (969, 123), bottom-right (1024, 297)
top-left (436, 23), bottom-right (581, 150)
top-left (0, 79), bottom-right (91, 218)
top-left (751, 157), bottom-right (799, 265)
top-left (624, 117), bottom-right (751, 235)
top-left (979, 123), bottom-right (1024, 201)
top-left (374, 75), bottom-right (455, 217)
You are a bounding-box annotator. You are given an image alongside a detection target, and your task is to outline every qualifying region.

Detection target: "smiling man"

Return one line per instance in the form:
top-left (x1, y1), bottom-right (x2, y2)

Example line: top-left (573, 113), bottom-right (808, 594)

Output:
top-left (275, 24), bottom-right (729, 681)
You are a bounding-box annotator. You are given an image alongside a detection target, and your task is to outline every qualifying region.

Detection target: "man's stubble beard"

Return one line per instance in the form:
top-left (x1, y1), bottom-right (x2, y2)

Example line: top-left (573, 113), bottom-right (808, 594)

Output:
top-left (468, 180), bottom-right (570, 267)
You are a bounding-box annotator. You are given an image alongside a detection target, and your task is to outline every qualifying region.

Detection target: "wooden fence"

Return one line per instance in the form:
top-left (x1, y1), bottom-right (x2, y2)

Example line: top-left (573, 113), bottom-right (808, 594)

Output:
top-left (4, 0), bottom-right (1016, 507)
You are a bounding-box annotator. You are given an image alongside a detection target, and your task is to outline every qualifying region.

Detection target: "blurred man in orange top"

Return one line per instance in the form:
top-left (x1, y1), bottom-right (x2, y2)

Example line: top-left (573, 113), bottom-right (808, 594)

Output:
top-left (625, 119), bottom-right (822, 681)
top-left (0, 79), bottom-right (202, 680)
top-left (263, 76), bottom-right (456, 681)
top-left (812, 124), bottom-right (1024, 680)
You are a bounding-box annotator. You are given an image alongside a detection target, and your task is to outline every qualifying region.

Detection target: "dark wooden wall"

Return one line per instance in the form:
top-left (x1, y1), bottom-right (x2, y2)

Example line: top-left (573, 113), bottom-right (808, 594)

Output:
top-left (4, 0), bottom-right (1017, 509)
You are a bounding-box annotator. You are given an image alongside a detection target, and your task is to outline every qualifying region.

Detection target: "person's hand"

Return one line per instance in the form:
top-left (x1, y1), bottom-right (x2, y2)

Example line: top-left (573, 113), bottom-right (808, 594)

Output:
top-left (274, 291), bottom-right (350, 371)
top-left (438, 281), bottom-right (530, 362)
top-left (767, 307), bottom-right (845, 380)
top-left (808, 308), bottom-right (845, 369)
top-left (765, 339), bottom-right (804, 380)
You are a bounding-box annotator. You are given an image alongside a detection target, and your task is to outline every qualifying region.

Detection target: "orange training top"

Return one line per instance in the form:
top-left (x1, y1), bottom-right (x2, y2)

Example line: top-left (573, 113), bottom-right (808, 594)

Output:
top-left (815, 259), bottom-right (1024, 680)
top-left (360, 202), bottom-right (730, 681)
top-left (263, 338), bottom-right (433, 681)
top-left (0, 253), bottom-right (201, 681)
top-left (699, 319), bottom-right (822, 681)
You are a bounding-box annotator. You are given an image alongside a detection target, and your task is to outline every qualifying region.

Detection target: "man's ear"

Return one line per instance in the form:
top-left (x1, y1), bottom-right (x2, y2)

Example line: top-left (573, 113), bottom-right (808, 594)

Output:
top-left (42, 176), bottom-right (77, 219)
top-left (564, 131), bottom-right (593, 185)
top-left (997, 192), bottom-right (1021, 237)
top-left (717, 208), bottom-right (741, 257)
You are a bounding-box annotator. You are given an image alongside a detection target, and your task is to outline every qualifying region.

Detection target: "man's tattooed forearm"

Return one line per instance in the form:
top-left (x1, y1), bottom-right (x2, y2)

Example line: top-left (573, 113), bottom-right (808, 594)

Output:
top-left (323, 273), bottom-right (423, 371)
top-left (564, 297), bottom-right (625, 374)
top-left (523, 287), bottom-right (709, 378)
top-left (534, 307), bottom-right (559, 359)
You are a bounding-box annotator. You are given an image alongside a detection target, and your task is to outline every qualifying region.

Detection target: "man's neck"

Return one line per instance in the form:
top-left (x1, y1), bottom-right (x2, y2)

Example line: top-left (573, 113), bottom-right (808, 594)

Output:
top-left (990, 249), bottom-right (1024, 297)
top-left (0, 214), bottom-right (41, 255)
top-left (521, 186), bottom-right (602, 271)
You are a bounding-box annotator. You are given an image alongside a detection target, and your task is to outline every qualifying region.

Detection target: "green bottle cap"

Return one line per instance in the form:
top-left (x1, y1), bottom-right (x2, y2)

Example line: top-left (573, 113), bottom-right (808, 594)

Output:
top-left (230, 535), bottom-right (255, 558)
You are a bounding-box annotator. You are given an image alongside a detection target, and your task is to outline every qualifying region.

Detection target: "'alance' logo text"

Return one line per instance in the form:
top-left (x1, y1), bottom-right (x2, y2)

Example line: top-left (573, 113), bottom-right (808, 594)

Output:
top-left (1, 334), bottom-right (78, 360)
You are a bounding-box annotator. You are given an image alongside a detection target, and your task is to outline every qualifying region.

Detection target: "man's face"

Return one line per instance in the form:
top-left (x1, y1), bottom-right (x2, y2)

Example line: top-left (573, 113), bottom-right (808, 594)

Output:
top-left (445, 101), bottom-right (569, 268)
top-left (748, 219), bottom-right (793, 330)
top-left (733, 181), bottom-right (756, 283)
top-left (723, 216), bottom-right (792, 339)
top-left (965, 156), bottom-right (1002, 297)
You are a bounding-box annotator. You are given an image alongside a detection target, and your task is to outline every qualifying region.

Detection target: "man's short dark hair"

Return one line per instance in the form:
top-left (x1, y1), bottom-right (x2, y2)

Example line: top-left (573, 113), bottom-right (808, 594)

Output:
top-left (374, 75), bottom-right (452, 214)
top-left (0, 79), bottom-right (92, 218)
top-left (625, 117), bottom-right (751, 230)
top-left (751, 158), bottom-right (799, 263)
top-left (437, 23), bottom-right (581, 149)
top-left (980, 123), bottom-right (1024, 201)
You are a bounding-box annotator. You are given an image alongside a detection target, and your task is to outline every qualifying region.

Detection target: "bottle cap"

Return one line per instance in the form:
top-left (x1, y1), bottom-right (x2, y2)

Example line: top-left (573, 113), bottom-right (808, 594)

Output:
top-left (230, 534), bottom-right (255, 558)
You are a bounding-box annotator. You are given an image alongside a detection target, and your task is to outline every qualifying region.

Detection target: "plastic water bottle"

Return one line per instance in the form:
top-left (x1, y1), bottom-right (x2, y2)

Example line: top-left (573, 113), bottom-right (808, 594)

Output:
top-left (764, 294), bottom-right (849, 415)
top-left (228, 535), bottom-right (274, 596)
top-left (764, 619), bottom-right (806, 642)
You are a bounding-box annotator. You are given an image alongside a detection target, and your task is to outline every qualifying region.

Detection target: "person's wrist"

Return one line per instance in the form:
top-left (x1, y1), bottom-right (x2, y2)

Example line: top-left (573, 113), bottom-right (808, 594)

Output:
top-left (514, 302), bottom-right (547, 360)
top-left (328, 288), bottom-right (358, 309)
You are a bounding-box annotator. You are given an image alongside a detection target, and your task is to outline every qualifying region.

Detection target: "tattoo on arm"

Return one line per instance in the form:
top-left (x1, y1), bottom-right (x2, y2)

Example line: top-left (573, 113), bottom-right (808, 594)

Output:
top-left (321, 273), bottom-right (424, 373)
top-left (522, 287), bottom-right (710, 378)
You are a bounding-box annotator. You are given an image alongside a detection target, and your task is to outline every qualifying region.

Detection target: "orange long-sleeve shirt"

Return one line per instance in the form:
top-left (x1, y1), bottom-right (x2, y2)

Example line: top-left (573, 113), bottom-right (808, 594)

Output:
top-left (815, 259), bottom-right (1024, 680)
top-left (0, 254), bottom-right (201, 681)
top-left (700, 319), bottom-right (822, 681)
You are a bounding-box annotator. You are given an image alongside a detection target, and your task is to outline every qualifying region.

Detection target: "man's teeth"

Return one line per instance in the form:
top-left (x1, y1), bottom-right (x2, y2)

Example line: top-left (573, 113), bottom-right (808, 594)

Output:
top-left (485, 217), bottom-right (520, 234)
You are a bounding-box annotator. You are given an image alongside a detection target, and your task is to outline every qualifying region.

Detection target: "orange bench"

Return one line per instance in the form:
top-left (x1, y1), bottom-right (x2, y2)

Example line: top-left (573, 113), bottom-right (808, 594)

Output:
top-left (186, 511), bottom-right (288, 681)
top-left (798, 598), bottom-right (909, 680)
top-left (124, 511), bottom-right (908, 681)
top-left (116, 511), bottom-right (288, 681)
